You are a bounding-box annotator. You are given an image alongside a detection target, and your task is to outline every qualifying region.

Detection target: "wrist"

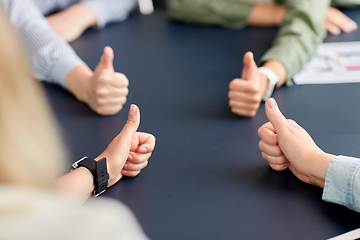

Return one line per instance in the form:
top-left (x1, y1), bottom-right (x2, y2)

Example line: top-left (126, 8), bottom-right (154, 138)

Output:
top-left (258, 72), bottom-right (269, 99)
top-left (65, 64), bottom-right (93, 103)
top-left (310, 151), bottom-right (335, 188)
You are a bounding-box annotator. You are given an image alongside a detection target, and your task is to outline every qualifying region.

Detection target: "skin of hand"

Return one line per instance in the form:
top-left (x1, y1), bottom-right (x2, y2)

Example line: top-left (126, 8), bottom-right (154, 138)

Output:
top-left (228, 52), bottom-right (268, 117)
top-left (46, 3), bottom-right (97, 43)
top-left (325, 7), bottom-right (358, 35)
top-left (257, 98), bottom-right (335, 188)
top-left (248, 4), bottom-right (286, 26)
top-left (65, 46), bottom-right (129, 116)
top-left (96, 104), bottom-right (156, 187)
top-left (56, 104), bottom-right (155, 202)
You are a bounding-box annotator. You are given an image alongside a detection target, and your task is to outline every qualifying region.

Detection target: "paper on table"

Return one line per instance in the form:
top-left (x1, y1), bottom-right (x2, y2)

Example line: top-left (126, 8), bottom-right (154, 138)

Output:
top-left (327, 228), bottom-right (360, 240)
top-left (293, 41), bottom-right (360, 85)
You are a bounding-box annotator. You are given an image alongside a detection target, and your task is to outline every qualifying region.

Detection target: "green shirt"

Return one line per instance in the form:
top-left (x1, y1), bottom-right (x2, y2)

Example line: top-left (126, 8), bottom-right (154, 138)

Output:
top-left (166, 0), bottom-right (331, 85)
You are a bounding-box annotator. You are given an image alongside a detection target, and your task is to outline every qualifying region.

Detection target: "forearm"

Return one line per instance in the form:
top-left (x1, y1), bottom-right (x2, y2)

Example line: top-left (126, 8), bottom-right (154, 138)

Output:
top-left (46, 3), bottom-right (97, 42)
top-left (81, 0), bottom-right (137, 29)
top-left (65, 64), bottom-right (93, 103)
top-left (166, 0), bottom-right (255, 28)
top-left (248, 4), bottom-right (286, 26)
top-left (0, 0), bottom-right (84, 86)
top-left (55, 167), bottom-right (94, 203)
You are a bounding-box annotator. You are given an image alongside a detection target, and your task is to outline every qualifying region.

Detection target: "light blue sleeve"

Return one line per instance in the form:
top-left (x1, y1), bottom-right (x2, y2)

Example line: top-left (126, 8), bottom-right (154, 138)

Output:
top-left (81, 0), bottom-right (138, 29)
top-left (0, 0), bottom-right (84, 86)
top-left (322, 155), bottom-right (360, 212)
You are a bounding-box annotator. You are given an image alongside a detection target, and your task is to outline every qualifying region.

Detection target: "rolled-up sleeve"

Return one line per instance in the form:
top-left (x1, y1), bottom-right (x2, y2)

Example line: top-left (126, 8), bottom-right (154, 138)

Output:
top-left (82, 0), bottom-right (137, 29)
top-left (0, 0), bottom-right (84, 86)
top-left (259, 0), bottom-right (330, 85)
top-left (322, 155), bottom-right (360, 213)
top-left (166, 0), bottom-right (255, 29)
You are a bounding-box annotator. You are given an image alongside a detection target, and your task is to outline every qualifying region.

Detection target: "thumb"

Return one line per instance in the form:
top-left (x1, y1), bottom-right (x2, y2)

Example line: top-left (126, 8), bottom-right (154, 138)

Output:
top-left (265, 98), bottom-right (289, 135)
top-left (117, 104), bottom-right (140, 150)
top-left (100, 46), bottom-right (114, 71)
top-left (241, 52), bottom-right (258, 80)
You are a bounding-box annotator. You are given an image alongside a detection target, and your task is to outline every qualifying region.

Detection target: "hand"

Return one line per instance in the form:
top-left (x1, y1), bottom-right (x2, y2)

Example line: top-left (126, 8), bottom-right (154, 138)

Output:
top-left (46, 3), bottom-right (97, 42)
top-left (228, 52), bottom-right (268, 117)
top-left (122, 132), bottom-right (156, 177)
top-left (257, 98), bottom-right (334, 188)
top-left (96, 104), bottom-right (156, 187)
top-left (65, 47), bottom-right (129, 115)
top-left (87, 47), bottom-right (130, 115)
top-left (325, 7), bottom-right (358, 35)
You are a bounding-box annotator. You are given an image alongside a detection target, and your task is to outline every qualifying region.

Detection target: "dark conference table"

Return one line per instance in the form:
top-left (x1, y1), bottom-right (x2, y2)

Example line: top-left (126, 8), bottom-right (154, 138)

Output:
top-left (44, 7), bottom-right (360, 240)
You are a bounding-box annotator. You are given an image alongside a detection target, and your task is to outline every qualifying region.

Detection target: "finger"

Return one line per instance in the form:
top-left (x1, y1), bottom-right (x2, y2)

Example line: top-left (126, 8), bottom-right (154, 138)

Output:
top-left (123, 160), bottom-right (148, 171)
top-left (258, 122), bottom-right (278, 146)
top-left (231, 107), bottom-right (258, 117)
top-left (258, 140), bottom-right (283, 157)
top-left (110, 73), bottom-right (129, 88)
top-left (241, 52), bottom-right (258, 80)
top-left (269, 162), bottom-right (290, 172)
top-left (327, 8), bottom-right (357, 33)
top-left (96, 87), bottom-right (128, 99)
top-left (228, 90), bottom-right (261, 104)
top-left (229, 99), bottom-right (260, 112)
top-left (324, 20), bottom-right (341, 35)
top-left (121, 170), bottom-right (141, 177)
top-left (128, 152), bottom-right (152, 164)
top-left (261, 152), bottom-right (289, 165)
top-left (97, 96), bottom-right (127, 108)
top-left (113, 105), bottom-right (140, 157)
top-left (229, 79), bottom-right (258, 93)
top-left (136, 134), bottom-right (156, 153)
top-left (100, 46), bottom-right (115, 71)
top-left (265, 98), bottom-right (289, 136)
top-left (95, 104), bottom-right (124, 116)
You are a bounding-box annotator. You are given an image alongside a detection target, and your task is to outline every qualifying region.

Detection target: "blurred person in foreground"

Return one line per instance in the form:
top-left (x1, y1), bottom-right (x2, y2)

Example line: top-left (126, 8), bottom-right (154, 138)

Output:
top-left (0, 9), bottom-right (155, 239)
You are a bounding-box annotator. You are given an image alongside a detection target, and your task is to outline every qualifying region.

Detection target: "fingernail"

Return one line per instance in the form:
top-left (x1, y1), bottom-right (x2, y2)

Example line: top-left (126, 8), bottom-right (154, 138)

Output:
top-left (333, 27), bottom-right (341, 35)
top-left (122, 170), bottom-right (127, 174)
top-left (139, 147), bottom-right (147, 153)
top-left (129, 104), bottom-right (136, 115)
top-left (128, 154), bottom-right (133, 161)
top-left (350, 21), bottom-right (358, 29)
top-left (267, 98), bottom-right (276, 110)
top-left (124, 163), bottom-right (127, 168)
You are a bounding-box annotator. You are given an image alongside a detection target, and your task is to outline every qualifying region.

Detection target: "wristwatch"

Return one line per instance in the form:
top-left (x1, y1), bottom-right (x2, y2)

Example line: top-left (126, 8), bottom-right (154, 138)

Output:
top-left (71, 156), bottom-right (109, 197)
top-left (258, 67), bottom-right (280, 101)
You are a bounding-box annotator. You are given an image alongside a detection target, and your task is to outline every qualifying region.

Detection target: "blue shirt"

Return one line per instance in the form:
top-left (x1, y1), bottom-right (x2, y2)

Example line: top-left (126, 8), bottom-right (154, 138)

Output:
top-left (323, 155), bottom-right (360, 212)
top-left (0, 0), bottom-right (137, 86)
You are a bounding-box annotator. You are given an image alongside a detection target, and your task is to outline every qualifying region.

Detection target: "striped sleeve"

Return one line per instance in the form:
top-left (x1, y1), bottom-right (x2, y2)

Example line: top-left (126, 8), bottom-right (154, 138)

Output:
top-left (0, 0), bottom-right (85, 86)
top-left (81, 0), bottom-right (138, 29)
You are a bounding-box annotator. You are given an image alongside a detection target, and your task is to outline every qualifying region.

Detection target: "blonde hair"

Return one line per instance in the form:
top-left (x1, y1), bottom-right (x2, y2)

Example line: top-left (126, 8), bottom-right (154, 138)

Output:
top-left (0, 9), bottom-right (66, 186)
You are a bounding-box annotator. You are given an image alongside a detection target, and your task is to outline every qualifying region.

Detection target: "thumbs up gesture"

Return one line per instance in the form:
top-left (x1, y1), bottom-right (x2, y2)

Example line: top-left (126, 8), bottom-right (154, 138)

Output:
top-left (87, 46), bottom-right (129, 115)
top-left (96, 104), bottom-right (156, 187)
top-left (257, 98), bottom-right (334, 188)
top-left (228, 52), bottom-right (269, 117)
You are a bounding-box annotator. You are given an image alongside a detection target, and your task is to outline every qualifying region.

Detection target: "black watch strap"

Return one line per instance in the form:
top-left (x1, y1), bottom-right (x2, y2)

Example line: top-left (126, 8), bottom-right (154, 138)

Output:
top-left (73, 157), bottom-right (109, 197)
top-left (94, 157), bottom-right (109, 196)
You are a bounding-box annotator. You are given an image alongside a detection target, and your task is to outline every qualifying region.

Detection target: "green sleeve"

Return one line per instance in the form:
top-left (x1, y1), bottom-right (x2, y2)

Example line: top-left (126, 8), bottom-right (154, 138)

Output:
top-left (259, 0), bottom-right (331, 85)
top-left (331, 0), bottom-right (360, 8)
top-left (166, 0), bottom-right (255, 29)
